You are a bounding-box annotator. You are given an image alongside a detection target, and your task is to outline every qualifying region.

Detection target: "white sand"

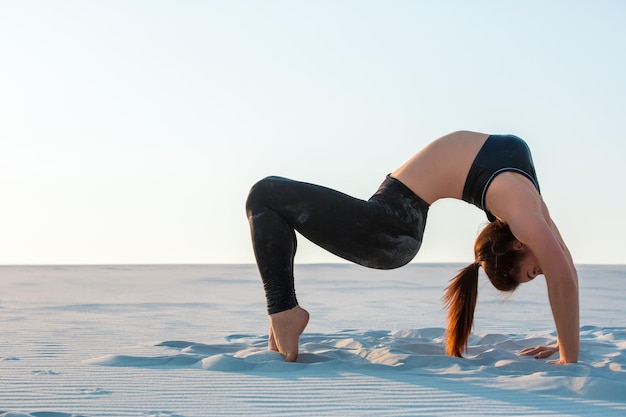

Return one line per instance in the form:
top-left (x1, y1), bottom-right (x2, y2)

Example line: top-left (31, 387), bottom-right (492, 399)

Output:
top-left (1, 264), bottom-right (625, 416)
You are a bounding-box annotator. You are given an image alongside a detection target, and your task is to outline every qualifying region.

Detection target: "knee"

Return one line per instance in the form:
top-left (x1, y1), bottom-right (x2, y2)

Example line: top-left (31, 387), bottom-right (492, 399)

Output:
top-left (246, 176), bottom-right (283, 214)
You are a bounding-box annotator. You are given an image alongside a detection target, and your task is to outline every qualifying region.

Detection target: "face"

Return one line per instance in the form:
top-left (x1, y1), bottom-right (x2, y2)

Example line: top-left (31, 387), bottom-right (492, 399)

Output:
top-left (517, 250), bottom-right (543, 283)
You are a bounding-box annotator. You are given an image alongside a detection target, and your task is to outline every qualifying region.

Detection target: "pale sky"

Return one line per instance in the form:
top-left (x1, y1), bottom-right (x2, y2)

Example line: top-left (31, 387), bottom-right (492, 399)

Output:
top-left (1, 0), bottom-right (625, 265)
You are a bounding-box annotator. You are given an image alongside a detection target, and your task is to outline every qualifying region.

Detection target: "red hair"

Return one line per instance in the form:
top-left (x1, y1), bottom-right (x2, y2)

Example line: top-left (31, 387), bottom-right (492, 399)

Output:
top-left (442, 220), bottom-right (523, 357)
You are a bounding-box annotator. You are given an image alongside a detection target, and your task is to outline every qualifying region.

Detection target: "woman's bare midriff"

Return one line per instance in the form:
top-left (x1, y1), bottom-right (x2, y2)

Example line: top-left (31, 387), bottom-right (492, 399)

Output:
top-left (391, 131), bottom-right (490, 205)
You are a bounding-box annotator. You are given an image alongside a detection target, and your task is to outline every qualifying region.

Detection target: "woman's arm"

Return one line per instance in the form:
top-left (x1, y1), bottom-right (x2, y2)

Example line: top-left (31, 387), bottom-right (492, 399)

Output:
top-left (529, 227), bottom-right (579, 364)
top-left (488, 176), bottom-right (580, 363)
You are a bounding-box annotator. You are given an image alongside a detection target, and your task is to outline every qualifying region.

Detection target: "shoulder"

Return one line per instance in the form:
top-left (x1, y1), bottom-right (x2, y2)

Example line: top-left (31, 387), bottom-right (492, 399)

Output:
top-left (486, 173), bottom-right (566, 255)
top-left (485, 173), bottom-right (549, 237)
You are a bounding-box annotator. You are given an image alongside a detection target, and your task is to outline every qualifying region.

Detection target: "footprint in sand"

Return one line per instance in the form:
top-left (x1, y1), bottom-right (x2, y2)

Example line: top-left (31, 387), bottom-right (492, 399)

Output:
top-left (143, 412), bottom-right (186, 417)
top-left (79, 387), bottom-right (112, 396)
top-left (30, 370), bottom-right (60, 376)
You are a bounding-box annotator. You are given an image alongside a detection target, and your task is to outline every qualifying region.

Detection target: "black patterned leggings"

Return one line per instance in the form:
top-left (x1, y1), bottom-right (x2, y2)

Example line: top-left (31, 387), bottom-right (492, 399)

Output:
top-left (246, 175), bottom-right (429, 314)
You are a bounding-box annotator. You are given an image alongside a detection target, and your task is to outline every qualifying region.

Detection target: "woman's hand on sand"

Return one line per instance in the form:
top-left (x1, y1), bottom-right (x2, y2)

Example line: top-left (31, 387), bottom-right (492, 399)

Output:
top-left (518, 344), bottom-right (559, 360)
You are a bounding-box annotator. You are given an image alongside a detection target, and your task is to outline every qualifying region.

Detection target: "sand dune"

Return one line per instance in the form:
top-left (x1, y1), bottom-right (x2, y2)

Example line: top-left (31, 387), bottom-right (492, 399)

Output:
top-left (1, 264), bottom-right (625, 416)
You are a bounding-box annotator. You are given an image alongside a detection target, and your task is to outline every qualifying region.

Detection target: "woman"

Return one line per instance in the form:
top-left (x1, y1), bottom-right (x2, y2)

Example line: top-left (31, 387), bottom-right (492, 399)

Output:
top-left (246, 131), bottom-right (579, 364)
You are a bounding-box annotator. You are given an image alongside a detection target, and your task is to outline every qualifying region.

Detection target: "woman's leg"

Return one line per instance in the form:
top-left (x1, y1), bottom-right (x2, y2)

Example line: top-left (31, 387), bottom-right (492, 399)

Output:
top-left (245, 175), bottom-right (428, 360)
top-left (246, 176), bottom-right (421, 311)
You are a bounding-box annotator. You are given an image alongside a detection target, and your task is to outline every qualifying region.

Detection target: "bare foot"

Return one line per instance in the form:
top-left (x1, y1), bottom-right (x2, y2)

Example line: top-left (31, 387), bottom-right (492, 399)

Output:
top-left (268, 305), bottom-right (309, 362)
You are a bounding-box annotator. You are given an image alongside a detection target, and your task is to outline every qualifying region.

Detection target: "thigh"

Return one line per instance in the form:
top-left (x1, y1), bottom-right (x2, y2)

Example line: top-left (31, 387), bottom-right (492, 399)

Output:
top-left (250, 176), bottom-right (371, 235)
top-left (248, 176), bottom-right (419, 268)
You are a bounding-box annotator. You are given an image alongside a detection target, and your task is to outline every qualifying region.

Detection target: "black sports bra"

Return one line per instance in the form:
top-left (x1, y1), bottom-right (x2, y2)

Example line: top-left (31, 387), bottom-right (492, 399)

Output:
top-left (462, 134), bottom-right (540, 221)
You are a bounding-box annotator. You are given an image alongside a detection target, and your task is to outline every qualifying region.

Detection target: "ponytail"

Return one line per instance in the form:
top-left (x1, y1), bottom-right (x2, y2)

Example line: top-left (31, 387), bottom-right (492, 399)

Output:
top-left (442, 262), bottom-right (480, 357)
top-left (442, 221), bottom-right (523, 358)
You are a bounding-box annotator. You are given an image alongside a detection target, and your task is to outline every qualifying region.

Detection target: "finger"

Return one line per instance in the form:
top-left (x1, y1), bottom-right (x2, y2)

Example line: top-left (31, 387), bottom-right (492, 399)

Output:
top-left (518, 347), bottom-right (534, 355)
top-left (518, 346), bottom-right (541, 356)
top-left (534, 350), bottom-right (551, 359)
top-left (535, 347), bottom-right (559, 359)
